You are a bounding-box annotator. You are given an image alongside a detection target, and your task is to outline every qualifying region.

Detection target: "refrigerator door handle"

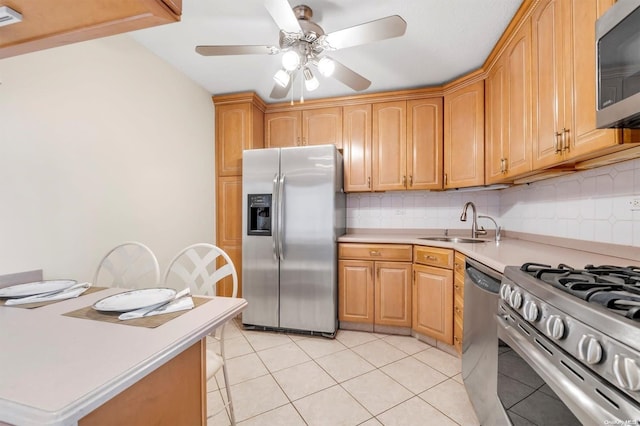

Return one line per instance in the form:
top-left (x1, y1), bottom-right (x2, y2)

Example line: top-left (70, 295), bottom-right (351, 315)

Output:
top-left (272, 173), bottom-right (280, 261)
top-left (278, 173), bottom-right (285, 260)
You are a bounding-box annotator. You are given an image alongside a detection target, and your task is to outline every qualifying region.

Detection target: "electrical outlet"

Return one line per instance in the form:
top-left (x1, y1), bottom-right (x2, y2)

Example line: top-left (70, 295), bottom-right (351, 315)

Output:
top-left (395, 209), bottom-right (406, 216)
top-left (630, 198), bottom-right (640, 211)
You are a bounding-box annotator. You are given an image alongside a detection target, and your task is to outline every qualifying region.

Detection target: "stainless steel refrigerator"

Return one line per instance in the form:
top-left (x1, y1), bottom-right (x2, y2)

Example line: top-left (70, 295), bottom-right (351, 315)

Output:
top-left (241, 144), bottom-right (345, 336)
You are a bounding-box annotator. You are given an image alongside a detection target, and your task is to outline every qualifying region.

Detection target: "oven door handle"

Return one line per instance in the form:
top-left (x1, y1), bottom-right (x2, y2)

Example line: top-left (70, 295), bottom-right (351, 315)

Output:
top-left (497, 314), bottom-right (633, 424)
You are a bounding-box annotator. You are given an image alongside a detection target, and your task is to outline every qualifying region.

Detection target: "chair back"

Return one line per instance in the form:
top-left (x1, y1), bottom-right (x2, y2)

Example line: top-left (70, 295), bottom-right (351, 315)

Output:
top-left (92, 241), bottom-right (160, 288)
top-left (163, 243), bottom-right (238, 298)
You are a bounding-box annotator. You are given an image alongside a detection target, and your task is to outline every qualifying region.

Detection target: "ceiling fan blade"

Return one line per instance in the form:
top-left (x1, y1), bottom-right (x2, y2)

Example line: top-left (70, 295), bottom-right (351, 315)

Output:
top-left (328, 57), bottom-right (371, 91)
top-left (196, 45), bottom-right (278, 56)
top-left (323, 15), bottom-right (407, 50)
top-left (270, 80), bottom-right (292, 99)
top-left (264, 0), bottom-right (302, 33)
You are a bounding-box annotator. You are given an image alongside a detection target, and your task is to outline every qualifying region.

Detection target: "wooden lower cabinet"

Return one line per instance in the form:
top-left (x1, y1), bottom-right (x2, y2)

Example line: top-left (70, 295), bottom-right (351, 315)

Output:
top-left (453, 252), bottom-right (466, 354)
top-left (338, 244), bottom-right (412, 332)
top-left (412, 264), bottom-right (454, 344)
top-left (375, 262), bottom-right (412, 327)
top-left (412, 245), bottom-right (455, 345)
top-left (338, 260), bottom-right (374, 324)
top-left (80, 340), bottom-right (205, 425)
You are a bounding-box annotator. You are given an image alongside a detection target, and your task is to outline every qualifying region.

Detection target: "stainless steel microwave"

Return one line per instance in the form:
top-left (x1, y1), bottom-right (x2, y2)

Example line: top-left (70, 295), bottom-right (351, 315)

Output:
top-left (596, 0), bottom-right (640, 128)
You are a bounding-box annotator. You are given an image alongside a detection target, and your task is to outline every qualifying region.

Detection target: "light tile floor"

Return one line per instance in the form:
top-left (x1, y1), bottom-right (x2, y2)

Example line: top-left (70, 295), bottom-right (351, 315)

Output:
top-left (207, 319), bottom-right (480, 426)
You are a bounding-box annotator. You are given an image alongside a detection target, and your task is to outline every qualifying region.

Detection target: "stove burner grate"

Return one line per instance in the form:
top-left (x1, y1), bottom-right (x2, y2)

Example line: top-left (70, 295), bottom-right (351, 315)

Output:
top-left (521, 262), bottom-right (640, 321)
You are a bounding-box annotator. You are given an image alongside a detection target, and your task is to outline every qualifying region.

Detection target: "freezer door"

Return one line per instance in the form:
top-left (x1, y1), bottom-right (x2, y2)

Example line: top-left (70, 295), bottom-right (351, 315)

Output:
top-left (279, 145), bottom-right (342, 334)
top-left (242, 148), bottom-right (280, 328)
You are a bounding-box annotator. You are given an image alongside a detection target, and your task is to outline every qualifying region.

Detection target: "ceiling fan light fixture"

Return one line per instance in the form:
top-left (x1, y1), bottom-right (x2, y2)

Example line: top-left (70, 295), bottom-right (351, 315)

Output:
top-left (303, 67), bottom-right (319, 91)
top-left (274, 69), bottom-right (290, 87)
top-left (317, 57), bottom-right (335, 77)
top-left (281, 50), bottom-right (300, 71)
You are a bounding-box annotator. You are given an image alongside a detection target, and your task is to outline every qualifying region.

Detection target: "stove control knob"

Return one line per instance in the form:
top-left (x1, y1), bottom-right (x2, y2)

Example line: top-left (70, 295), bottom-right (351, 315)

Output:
top-left (523, 300), bottom-right (540, 322)
top-left (546, 315), bottom-right (565, 340)
top-left (509, 290), bottom-right (523, 309)
top-left (499, 283), bottom-right (512, 301)
top-left (577, 335), bottom-right (603, 365)
top-left (613, 354), bottom-right (640, 391)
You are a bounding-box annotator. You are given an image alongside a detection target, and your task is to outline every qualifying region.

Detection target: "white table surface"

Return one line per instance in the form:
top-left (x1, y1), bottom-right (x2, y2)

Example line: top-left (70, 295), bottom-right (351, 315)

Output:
top-left (0, 287), bottom-right (247, 426)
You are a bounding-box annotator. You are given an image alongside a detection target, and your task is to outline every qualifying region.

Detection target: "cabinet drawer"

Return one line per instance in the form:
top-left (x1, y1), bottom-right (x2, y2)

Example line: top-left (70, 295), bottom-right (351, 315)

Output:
top-left (454, 293), bottom-right (464, 319)
top-left (454, 252), bottom-right (466, 275)
top-left (339, 243), bottom-right (412, 261)
top-left (413, 246), bottom-right (454, 268)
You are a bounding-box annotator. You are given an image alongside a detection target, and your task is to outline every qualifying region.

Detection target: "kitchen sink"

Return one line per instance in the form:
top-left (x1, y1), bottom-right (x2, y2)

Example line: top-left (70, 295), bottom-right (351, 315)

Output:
top-left (418, 236), bottom-right (489, 243)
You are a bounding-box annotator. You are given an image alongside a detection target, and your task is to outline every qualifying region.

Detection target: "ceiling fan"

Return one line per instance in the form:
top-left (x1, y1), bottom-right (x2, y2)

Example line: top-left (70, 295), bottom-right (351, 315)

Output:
top-left (195, 0), bottom-right (407, 99)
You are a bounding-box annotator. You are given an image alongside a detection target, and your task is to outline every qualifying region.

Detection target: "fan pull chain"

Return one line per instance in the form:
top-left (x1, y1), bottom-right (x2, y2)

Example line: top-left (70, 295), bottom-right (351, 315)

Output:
top-left (300, 71), bottom-right (304, 104)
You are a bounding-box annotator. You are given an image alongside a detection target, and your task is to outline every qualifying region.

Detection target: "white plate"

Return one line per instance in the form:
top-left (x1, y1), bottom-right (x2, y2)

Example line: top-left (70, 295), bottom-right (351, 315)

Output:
top-left (92, 288), bottom-right (177, 312)
top-left (0, 280), bottom-right (77, 298)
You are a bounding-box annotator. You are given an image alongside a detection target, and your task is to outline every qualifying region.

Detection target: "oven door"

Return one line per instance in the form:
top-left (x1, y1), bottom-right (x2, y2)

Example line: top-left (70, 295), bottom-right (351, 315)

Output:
top-left (497, 301), bottom-right (636, 425)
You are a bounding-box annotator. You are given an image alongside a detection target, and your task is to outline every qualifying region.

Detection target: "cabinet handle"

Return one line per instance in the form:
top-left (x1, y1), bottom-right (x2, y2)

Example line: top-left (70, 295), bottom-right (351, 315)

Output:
top-left (444, 173), bottom-right (448, 186)
top-left (376, 267), bottom-right (380, 279)
top-left (367, 176), bottom-right (371, 189)
top-left (424, 254), bottom-right (438, 261)
top-left (554, 131), bottom-right (563, 154)
top-left (297, 137), bottom-right (301, 146)
top-left (455, 306), bottom-right (462, 314)
top-left (502, 158), bottom-right (508, 174)
top-left (409, 175), bottom-right (413, 187)
top-left (402, 175), bottom-right (406, 186)
top-left (562, 128), bottom-right (570, 152)
top-left (454, 336), bottom-right (461, 343)
top-left (369, 250), bottom-right (382, 257)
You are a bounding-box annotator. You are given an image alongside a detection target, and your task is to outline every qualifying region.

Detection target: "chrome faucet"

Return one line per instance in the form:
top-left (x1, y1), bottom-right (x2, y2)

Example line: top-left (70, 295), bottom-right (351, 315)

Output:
top-left (460, 202), bottom-right (487, 239)
top-left (478, 215), bottom-right (502, 242)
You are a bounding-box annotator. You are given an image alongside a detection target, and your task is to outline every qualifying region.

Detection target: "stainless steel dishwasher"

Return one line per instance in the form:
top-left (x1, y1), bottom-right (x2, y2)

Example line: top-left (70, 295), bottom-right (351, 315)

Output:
top-left (462, 258), bottom-right (507, 426)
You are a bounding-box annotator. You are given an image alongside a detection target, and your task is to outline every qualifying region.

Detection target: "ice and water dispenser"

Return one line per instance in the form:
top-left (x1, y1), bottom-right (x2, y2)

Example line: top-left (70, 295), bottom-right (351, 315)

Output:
top-left (247, 194), bottom-right (272, 236)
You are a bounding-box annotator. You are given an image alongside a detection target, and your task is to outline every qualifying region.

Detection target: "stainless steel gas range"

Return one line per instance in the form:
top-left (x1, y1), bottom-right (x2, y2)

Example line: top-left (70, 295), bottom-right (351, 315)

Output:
top-left (498, 263), bottom-right (640, 424)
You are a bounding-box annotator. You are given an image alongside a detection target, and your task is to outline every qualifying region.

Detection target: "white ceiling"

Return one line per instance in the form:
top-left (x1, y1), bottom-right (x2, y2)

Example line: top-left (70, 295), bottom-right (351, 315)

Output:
top-left (130, 0), bottom-right (524, 101)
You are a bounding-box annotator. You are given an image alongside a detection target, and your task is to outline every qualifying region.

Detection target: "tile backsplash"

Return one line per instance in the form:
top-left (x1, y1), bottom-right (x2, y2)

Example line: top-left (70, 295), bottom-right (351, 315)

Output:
top-left (346, 157), bottom-right (640, 247)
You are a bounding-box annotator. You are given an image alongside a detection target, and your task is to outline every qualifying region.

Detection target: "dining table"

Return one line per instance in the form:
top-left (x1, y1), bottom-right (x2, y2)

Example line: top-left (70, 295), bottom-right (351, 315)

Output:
top-left (0, 271), bottom-right (247, 426)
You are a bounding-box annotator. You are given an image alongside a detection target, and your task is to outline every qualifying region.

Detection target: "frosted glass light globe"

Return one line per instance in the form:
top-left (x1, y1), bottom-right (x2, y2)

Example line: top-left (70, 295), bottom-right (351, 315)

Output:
top-left (282, 51), bottom-right (300, 71)
top-left (317, 57), bottom-right (335, 77)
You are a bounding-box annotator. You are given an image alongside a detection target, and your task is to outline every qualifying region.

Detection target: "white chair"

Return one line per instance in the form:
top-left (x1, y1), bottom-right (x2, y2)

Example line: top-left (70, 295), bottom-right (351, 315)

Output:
top-left (163, 243), bottom-right (238, 425)
top-left (93, 241), bottom-right (160, 288)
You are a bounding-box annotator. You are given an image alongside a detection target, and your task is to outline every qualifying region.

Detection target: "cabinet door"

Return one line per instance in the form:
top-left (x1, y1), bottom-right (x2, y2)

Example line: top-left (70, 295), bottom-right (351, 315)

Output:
top-left (412, 264), bottom-right (453, 344)
top-left (216, 176), bottom-right (243, 297)
top-left (265, 111), bottom-right (301, 148)
top-left (505, 18), bottom-right (533, 178)
top-left (302, 107), bottom-right (343, 148)
top-left (485, 56), bottom-right (508, 184)
top-left (338, 260), bottom-right (374, 324)
top-left (216, 102), bottom-right (263, 176)
top-left (375, 262), bottom-right (412, 327)
top-left (531, 0), bottom-right (568, 169)
top-left (568, 0), bottom-right (622, 157)
top-left (343, 104), bottom-right (373, 192)
top-left (407, 98), bottom-right (443, 190)
top-left (444, 80), bottom-right (485, 188)
top-left (372, 101), bottom-right (407, 191)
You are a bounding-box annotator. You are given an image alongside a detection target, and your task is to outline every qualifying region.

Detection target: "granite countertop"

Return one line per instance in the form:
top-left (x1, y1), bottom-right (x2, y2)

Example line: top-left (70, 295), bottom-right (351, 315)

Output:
top-left (338, 230), bottom-right (639, 272)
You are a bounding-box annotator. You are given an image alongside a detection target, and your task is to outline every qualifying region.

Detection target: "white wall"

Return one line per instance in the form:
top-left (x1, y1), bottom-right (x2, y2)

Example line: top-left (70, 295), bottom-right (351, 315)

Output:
top-left (347, 158), bottom-right (640, 247)
top-left (0, 35), bottom-right (215, 280)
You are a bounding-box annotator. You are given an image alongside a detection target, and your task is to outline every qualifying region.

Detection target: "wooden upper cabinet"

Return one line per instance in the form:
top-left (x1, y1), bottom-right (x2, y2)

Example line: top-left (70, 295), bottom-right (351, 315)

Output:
top-left (343, 104), bottom-right (373, 192)
top-left (531, 0), bottom-right (639, 170)
top-left (485, 56), bottom-right (508, 184)
top-left (369, 98), bottom-right (443, 192)
top-left (265, 111), bottom-right (301, 148)
top-left (444, 80), bottom-right (485, 189)
top-left (407, 98), bottom-right (443, 190)
top-left (302, 107), bottom-right (343, 149)
top-left (531, 0), bottom-right (570, 169)
top-left (265, 107), bottom-right (342, 148)
top-left (486, 17), bottom-right (533, 184)
top-left (373, 101), bottom-right (407, 191)
top-left (0, 0), bottom-right (181, 59)
top-left (215, 97), bottom-right (265, 176)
